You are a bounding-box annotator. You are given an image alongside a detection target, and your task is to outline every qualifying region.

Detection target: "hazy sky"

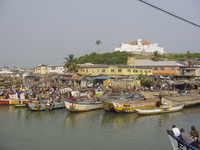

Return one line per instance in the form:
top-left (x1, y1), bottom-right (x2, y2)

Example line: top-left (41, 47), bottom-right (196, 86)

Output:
top-left (0, 0), bottom-right (200, 68)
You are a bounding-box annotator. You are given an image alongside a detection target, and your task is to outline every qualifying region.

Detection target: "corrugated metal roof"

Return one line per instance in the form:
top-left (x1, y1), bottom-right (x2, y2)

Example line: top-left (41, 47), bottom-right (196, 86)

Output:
top-left (135, 60), bottom-right (185, 67)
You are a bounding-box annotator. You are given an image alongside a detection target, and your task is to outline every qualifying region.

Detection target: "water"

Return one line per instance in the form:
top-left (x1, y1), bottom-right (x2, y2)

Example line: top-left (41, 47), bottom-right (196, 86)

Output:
top-left (0, 105), bottom-right (200, 150)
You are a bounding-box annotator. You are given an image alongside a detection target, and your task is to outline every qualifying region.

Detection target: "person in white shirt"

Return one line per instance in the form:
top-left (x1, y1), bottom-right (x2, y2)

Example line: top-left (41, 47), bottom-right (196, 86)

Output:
top-left (171, 125), bottom-right (180, 137)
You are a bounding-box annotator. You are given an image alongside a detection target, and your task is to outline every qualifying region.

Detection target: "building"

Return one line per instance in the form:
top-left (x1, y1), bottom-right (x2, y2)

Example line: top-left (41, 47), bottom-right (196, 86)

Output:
top-left (35, 64), bottom-right (64, 75)
top-left (115, 39), bottom-right (164, 54)
top-left (77, 64), bottom-right (152, 77)
top-left (135, 60), bottom-right (185, 76)
top-left (179, 67), bottom-right (200, 80)
top-left (46, 65), bottom-right (64, 74)
top-left (34, 64), bottom-right (48, 75)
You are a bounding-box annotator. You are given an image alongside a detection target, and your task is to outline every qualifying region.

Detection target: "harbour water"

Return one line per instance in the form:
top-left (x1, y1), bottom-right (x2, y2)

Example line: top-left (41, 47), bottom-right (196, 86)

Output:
top-left (0, 105), bottom-right (200, 150)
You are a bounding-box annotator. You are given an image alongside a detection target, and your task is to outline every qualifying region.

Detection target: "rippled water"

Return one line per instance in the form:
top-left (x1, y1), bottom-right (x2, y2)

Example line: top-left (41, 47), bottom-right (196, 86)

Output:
top-left (0, 105), bottom-right (200, 150)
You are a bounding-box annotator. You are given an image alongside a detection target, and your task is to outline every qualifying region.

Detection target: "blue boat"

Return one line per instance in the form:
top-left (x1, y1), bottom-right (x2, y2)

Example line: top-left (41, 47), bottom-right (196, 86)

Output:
top-left (167, 130), bottom-right (199, 150)
top-left (27, 101), bottom-right (65, 111)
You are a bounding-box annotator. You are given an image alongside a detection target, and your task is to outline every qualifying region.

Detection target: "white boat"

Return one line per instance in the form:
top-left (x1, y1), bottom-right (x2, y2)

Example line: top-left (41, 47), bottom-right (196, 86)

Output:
top-left (167, 130), bottom-right (199, 150)
top-left (64, 99), bottom-right (102, 112)
top-left (134, 104), bottom-right (184, 115)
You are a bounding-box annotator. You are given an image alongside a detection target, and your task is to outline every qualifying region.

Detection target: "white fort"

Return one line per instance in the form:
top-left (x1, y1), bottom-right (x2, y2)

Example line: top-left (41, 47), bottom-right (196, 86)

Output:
top-left (115, 39), bottom-right (164, 54)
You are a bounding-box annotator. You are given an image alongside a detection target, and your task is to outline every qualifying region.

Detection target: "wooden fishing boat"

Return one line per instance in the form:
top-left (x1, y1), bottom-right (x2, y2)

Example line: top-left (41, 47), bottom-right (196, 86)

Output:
top-left (14, 104), bottom-right (27, 108)
top-left (167, 130), bottom-right (199, 150)
top-left (0, 99), bottom-right (39, 105)
top-left (100, 95), bottom-right (121, 112)
top-left (100, 93), bottom-right (141, 112)
top-left (112, 98), bottom-right (159, 113)
top-left (27, 101), bottom-right (65, 111)
top-left (161, 92), bottom-right (200, 107)
top-left (0, 95), bottom-right (49, 105)
top-left (64, 99), bottom-right (102, 112)
top-left (134, 104), bottom-right (184, 115)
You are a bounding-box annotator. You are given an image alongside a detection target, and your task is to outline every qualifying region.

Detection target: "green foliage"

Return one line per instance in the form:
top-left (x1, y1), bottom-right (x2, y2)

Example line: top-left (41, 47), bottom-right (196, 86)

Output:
top-left (77, 51), bottom-right (136, 65)
top-left (150, 51), bottom-right (165, 61)
top-left (138, 73), bottom-right (151, 87)
top-left (164, 53), bottom-right (200, 61)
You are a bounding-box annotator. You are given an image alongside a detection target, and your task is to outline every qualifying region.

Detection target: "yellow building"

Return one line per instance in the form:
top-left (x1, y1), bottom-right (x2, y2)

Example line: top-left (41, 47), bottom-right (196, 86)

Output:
top-left (34, 64), bottom-right (48, 75)
top-left (77, 64), bottom-right (152, 77)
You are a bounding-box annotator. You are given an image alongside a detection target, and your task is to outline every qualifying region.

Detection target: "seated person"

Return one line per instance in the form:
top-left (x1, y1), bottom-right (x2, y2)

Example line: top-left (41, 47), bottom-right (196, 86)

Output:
top-left (180, 128), bottom-right (199, 149)
top-left (171, 125), bottom-right (180, 137)
top-left (190, 125), bottom-right (199, 142)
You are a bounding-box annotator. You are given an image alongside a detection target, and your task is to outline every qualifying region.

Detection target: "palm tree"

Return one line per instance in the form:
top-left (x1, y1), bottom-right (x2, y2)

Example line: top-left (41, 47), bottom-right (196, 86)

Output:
top-left (95, 38), bottom-right (102, 53)
top-left (64, 54), bottom-right (79, 73)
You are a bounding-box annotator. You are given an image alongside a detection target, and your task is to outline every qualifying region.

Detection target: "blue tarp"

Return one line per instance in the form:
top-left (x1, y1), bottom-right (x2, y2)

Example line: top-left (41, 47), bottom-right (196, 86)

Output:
top-left (95, 76), bottom-right (114, 79)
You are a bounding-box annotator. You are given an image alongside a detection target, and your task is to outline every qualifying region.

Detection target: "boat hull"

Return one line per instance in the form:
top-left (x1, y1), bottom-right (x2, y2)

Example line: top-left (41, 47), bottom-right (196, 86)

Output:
top-left (112, 99), bottom-right (158, 113)
top-left (27, 102), bottom-right (65, 111)
top-left (135, 104), bottom-right (184, 115)
top-left (101, 99), bottom-right (115, 112)
top-left (64, 99), bottom-right (102, 112)
top-left (0, 99), bottom-right (40, 105)
top-left (161, 94), bottom-right (200, 107)
top-left (14, 104), bottom-right (27, 108)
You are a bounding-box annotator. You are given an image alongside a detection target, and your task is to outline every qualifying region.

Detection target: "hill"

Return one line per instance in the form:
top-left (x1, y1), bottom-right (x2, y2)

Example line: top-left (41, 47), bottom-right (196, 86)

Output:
top-left (76, 51), bottom-right (200, 65)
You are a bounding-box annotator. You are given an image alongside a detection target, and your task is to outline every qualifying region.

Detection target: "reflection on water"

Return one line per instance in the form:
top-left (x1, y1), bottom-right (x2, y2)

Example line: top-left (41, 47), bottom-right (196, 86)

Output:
top-left (101, 112), bottom-right (138, 125)
top-left (65, 109), bottom-right (104, 126)
top-left (1, 105), bottom-right (200, 150)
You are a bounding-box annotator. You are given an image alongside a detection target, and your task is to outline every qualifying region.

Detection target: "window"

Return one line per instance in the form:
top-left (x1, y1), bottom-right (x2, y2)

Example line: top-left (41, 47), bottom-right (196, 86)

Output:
top-left (154, 67), bottom-right (158, 70)
top-left (171, 67), bottom-right (174, 70)
top-left (118, 69), bottom-right (122, 72)
top-left (102, 69), bottom-right (105, 72)
top-left (133, 69), bottom-right (138, 73)
top-left (111, 69), bottom-right (114, 72)
top-left (86, 69), bottom-right (88, 72)
top-left (160, 67), bottom-right (164, 70)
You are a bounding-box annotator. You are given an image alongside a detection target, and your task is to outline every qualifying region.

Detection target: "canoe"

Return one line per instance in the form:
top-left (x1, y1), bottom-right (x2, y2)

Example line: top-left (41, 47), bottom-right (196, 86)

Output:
top-left (0, 99), bottom-right (39, 105)
top-left (112, 98), bottom-right (159, 113)
top-left (100, 95), bottom-right (121, 112)
top-left (0, 98), bottom-right (49, 105)
top-left (134, 104), bottom-right (184, 115)
top-left (161, 93), bottom-right (200, 107)
top-left (27, 101), bottom-right (65, 111)
top-left (167, 130), bottom-right (199, 150)
top-left (14, 104), bottom-right (27, 108)
top-left (64, 99), bottom-right (102, 112)
top-left (100, 93), bottom-right (141, 112)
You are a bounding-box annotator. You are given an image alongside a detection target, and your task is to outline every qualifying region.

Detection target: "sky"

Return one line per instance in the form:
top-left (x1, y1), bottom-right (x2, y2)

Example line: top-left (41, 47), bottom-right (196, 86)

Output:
top-left (0, 0), bottom-right (200, 68)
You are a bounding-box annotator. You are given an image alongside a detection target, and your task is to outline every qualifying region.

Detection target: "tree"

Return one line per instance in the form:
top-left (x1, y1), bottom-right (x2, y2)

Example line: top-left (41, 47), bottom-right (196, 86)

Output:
top-left (150, 51), bottom-right (163, 61)
top-left (64, 54), bottom-right (79, 73)
top-left (95, 39), bottom-right (102, 53)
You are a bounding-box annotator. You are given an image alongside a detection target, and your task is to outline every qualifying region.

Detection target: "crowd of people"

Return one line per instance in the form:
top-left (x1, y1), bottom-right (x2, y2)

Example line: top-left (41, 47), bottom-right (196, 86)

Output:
top-left (171, 124), bottom-right (200, 149)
